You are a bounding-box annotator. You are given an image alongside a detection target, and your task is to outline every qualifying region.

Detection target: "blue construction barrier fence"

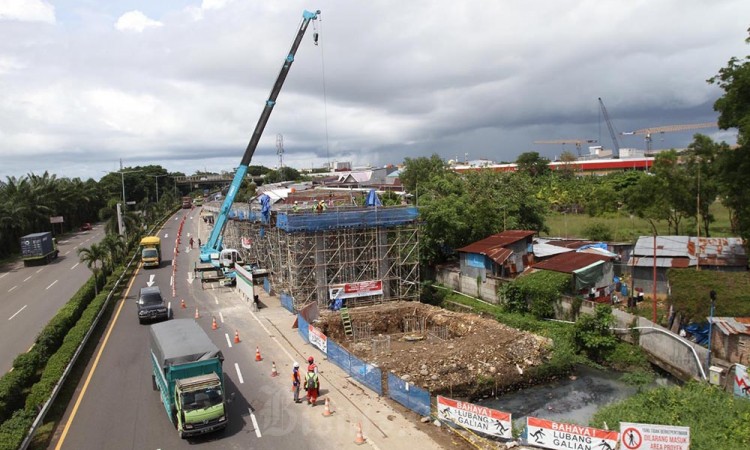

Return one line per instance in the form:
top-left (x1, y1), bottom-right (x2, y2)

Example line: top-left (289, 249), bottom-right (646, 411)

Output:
top-left (263, 277), bottom-right (270, 294)
top-left (327, 339), bottom-right (383, 395)
top-left (280, 292), bottom-right (294, 313)
top-left (297, 314), bottom-right (310, 344)
top-left (387, 372), bottom-right (431, 416)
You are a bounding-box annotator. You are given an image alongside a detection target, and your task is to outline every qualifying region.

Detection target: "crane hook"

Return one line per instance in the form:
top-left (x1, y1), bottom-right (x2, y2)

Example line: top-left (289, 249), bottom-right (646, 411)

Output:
top-left (313, 31), bottom-right (319, 46)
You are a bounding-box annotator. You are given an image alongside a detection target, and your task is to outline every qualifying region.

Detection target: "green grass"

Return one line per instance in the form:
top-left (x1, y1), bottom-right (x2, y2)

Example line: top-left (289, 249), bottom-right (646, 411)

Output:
top-left (542, 201), bottom-right (734, 241)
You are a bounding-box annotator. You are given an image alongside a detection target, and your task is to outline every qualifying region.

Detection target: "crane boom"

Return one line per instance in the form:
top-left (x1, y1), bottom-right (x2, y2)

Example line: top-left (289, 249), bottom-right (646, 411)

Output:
top-left (598, 97), bottom-right (620, 159)
top-left (534, 139), bottom-right (597, 157)
top-left (621, 122), bottom-right (717, 151)
top-left (200, 9), bottom-right (321, 263)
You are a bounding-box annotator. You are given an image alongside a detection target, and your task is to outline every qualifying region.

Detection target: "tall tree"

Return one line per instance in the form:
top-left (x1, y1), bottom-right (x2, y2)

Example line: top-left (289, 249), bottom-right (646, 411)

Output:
top-left (400, 154), bottom-right (447, 198)
top-left (78, 243), bottom-right (106, 295)
top-left (516, 152), bottom-right (550, 177)
top-left (708, 28), bottom-right (750, 241)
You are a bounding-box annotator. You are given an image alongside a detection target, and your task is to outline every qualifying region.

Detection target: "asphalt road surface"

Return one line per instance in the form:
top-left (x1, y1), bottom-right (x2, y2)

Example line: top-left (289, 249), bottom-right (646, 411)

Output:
top-left (53, 210), bottom-right (327, 450)
top-left (0, 226), bottom-right (105, 374)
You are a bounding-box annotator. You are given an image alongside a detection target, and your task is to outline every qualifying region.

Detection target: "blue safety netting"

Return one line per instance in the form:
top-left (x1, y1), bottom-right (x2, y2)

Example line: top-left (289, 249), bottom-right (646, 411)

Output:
top-left (387, 372), bottom-right (431, 416)
top-left (327, 340), bottom-right (382, 395)
top-left (276, 206), bottom-right (418, 233)
top-left (280, 292), bottom-right (294, 313)
top-left (297, 314), bottom-right (309, 344)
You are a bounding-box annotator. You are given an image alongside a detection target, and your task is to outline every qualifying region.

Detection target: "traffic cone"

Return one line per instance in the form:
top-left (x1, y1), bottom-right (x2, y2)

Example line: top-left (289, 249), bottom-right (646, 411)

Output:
top-left (234, 330), bottom-right (241, 344)
top-left (194, 308), bottom-right (200, 319)
top-left (212, 316), bottom-right (218, 330)
top-left (354, 422), bottom-right (365, 445)
top-left (180, 298), bottom-right (186, 309)
top-left (271, 361), bottom-right (278, 377)
top-left (322, 397), bottom-right (333, 417)
top-left (255, 346), bottom-right (262, 361)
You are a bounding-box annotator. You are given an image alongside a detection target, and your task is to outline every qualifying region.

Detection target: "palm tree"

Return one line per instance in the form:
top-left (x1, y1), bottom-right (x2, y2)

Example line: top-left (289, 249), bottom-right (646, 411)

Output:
top-left (100, 234), bottom-right (126, 272)
top-left (77, 243), bottom-right (106, 295)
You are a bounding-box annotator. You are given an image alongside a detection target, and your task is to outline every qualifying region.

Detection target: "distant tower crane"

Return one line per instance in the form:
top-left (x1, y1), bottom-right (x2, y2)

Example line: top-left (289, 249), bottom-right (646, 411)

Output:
top-left (533, 139), bottom-right (598, 157)
top-left (621, 122), bottom-right (718, 152)
top-left (598, 97), bottom-right (621, 159)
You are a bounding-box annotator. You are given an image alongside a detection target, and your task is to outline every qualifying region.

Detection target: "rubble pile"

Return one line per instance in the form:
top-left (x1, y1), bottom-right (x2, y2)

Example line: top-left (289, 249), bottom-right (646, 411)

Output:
top-left (317, 302), bottom-right (552, 396)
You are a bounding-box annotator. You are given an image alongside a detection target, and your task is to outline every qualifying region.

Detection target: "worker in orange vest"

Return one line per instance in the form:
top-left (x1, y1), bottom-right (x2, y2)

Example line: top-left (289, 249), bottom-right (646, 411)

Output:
top-left (291, 362), bottom-right (301, 403)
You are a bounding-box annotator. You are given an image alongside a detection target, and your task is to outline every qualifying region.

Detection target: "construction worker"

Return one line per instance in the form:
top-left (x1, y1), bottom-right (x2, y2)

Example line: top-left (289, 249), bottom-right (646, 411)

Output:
top-left (291, 362), bottom-right (302, 403)
top-left (197, 238), bottom-right (201, 247)
top-left (189, 237), bottom-right (194, 248)
top-left (305, 367), bottom-right (319, 406)
top-left (307, 356), bottom-right (318, 375)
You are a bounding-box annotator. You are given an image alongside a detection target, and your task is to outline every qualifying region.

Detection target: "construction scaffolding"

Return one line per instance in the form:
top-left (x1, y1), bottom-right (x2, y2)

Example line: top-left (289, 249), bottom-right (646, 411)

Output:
top-left (221, 206), bottom-right (420, 311)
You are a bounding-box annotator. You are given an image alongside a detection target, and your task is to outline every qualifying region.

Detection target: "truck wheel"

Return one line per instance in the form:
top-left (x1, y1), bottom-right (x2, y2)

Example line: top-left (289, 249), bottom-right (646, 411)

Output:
top-left (178, 430), bottom-right (185, 439)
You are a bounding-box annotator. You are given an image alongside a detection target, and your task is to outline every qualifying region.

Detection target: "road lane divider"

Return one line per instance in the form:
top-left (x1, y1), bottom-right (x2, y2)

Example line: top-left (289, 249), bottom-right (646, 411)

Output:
top-left (225, 333), bottom-right (232, 348)
top-left (8, 305), bottom-right (27, 321)
top-left (249, 411), bottom-right (261, 438)
top-left (24, 276), bottom-right (32, 282)
top-left (8, 285), bottom-right (18, 292)
top-left (234, 363), bottom-right (244, 384)
top-left (45, 280), bottom-right (58, 290)
top-left (70, 263), bottom-right (79, 270)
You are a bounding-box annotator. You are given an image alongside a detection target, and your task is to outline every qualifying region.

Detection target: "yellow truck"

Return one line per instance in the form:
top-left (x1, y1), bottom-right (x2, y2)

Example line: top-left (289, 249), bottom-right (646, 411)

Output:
top-left (140, 236), bottom-right (161, 268)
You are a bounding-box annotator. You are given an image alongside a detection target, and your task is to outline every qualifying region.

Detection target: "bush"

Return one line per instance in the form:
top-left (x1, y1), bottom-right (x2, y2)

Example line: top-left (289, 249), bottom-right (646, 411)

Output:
top-left (0, 409), bottom-right (35, 450)
top-left (573, 305), bottom-right (618, 362)
top-left (582, 221), bottom-right (613, 241)
top-left (500, 271), bottom-right (571, 319)
top-left (420, 281), bottom-right (446, 306)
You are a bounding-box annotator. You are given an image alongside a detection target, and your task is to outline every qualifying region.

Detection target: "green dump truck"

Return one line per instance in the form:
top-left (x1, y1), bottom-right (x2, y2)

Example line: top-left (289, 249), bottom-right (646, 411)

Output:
top-left (150, 319), bottom-right (228, 438)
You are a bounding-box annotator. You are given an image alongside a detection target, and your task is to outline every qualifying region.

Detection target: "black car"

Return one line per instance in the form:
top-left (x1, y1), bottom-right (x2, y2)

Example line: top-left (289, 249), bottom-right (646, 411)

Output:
top-left (137, 286), bottom-right (169, 324)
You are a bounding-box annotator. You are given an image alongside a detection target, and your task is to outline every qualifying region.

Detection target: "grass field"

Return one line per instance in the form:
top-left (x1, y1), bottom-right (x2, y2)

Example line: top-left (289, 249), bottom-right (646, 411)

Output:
top-left (542, 202), bottom-right (734, 242)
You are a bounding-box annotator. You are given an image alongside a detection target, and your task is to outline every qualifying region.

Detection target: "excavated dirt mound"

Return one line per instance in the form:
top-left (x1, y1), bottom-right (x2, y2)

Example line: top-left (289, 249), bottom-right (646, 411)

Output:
top-left (316, 302), bottom-right (552, 397)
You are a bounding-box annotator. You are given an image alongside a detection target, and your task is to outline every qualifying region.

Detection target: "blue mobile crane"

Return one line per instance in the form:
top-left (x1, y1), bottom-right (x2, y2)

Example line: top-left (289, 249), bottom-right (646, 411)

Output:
top-left (200, 9), bottom-right (321, 266)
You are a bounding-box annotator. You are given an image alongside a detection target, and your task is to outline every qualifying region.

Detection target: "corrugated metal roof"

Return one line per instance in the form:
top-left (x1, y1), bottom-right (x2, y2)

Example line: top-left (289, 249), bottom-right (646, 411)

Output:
top-left (533, 252), bottom-right (612, 273)
top-left (709, 317), bottom-right (750, 336)
top-left (629, 256), bottom-right (695, 268)
top-left (533, 240), bottom-right (574, 258)
top-left (632, 236), bottom-right (746, 267)
top-left (547, 239), bottom-right (596, 249)
top-left (457, 230), bottom-right (535, 254)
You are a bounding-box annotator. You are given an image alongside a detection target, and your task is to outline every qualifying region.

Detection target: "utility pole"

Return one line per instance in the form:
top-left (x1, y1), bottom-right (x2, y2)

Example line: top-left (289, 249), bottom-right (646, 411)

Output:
top-left (696, 159), bottom-right (701, 270)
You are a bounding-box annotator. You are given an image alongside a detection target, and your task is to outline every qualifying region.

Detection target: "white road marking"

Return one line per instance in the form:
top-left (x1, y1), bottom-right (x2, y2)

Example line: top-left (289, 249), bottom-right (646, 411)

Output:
top-left (219, 312), bottom-right (224, 323)
top-left (0, 273), bottom-right (7, 279)
top-left (170, 275), bottom-right (174, 287)
top-left (235, 363), bottom-right (244, 384)
top-left (9, 305), bottom-right (27, 320)
top-left (225, 333), bottom-right (232, 348)
top-left (8, 285), bottom-right (18, 292)
top-left (46, 280), bottom-right (58, 290)
top-left (71, 262), bottom-right (79, 270)
top-left (215, 297), bottom-right (219, 305)
top-left (24, 276), bottom-right (32, 282)
top-left (64, 251), bottom-right (71, 255)
top-left (36, 268), bottom-right (43, 274)
top-left (249, 411), bottom-right (261, 438)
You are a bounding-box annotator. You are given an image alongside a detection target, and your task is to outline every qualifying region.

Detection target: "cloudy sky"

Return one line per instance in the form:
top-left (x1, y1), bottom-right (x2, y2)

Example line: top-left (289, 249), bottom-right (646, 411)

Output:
top-left (1, 0), bottom-right (747, 181)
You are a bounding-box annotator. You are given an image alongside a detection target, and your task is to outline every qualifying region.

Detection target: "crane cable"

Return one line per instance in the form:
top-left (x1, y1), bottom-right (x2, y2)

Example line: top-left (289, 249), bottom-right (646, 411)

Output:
top-left (312, 16), bottom-right (331, 170)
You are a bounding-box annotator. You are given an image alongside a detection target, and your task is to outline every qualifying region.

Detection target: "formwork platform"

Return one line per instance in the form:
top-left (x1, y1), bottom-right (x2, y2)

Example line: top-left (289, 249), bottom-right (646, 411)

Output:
top-left (221, 206), bottom-right (420, 311)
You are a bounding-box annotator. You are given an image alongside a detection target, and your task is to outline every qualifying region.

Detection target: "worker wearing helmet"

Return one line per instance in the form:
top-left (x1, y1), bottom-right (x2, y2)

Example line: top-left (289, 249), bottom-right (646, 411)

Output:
top-left (291, 362), bottom-right (301, 403)
top-left (307, 356), bottom-right (318, 374)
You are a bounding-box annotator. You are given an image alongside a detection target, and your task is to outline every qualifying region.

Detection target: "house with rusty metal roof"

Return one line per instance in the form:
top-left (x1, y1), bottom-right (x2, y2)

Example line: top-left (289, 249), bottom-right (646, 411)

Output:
top-left (456, 230), bottom-right (536, 280)
top-left (629, 236), bottom-right (747, 297)
top-left (708, 317), bottom-right (750, 365)
top-left (532, 251), bottom-right (616, 303)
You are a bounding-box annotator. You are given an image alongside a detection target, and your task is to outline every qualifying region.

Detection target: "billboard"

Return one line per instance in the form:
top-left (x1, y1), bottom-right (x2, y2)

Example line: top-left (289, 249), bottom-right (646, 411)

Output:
top-left (619, 422), bottom-right (690, 450)
top-left (526, 417), bottom-right (619, 450)
top-left (329, 280), bottom-right (383, 300)
top-left (437, 396), bottom-right (511, 439)
top-left (734, 363), bottom-right (750, 399)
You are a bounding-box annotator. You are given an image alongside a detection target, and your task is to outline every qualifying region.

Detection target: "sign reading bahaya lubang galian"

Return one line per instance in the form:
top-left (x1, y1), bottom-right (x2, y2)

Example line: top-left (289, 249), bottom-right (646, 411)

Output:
top-left (437, 395), bottom-right (512, 439)
top-left (526, 417), bottom-right (619, 450)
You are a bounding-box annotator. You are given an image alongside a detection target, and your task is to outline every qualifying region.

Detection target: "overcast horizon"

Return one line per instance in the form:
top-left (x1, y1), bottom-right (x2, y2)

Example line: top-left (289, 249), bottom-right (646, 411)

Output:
top-left (1, 0), bottom-right (747, 181)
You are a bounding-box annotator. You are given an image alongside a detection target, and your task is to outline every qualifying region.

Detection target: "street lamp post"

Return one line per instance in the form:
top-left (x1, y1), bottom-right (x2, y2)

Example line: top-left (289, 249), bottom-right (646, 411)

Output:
top-left (152, 174), bottom-right (168, 203)
top-left (706, 289), bottom-right (717, 368)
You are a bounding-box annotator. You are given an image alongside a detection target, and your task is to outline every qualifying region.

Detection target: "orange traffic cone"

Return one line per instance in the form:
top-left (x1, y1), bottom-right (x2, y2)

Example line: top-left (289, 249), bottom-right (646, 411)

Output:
top-left (354, 422), bottom-right (365, 445)
top-left (270, 361), bottom-right (278, 377)
top-left (194, 308), bottom-right (200, 319)
top-left (212, 316), bottom-right (218, 330)
top-left (234, 330), bottom-right (241, 344)
top-left (255, 346), bottom-right (262, 361)
top-left (322, 397), bottom-right (333, 417)
top-left (180, 299), bottom-right (186, 309)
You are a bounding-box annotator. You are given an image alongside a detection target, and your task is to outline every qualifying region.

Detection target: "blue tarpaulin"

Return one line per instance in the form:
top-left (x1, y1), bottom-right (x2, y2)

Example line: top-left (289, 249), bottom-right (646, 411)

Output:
top-left (259, 194), bottom-right (271, 221)
top-left (365, 189), bottom-right (382, 207)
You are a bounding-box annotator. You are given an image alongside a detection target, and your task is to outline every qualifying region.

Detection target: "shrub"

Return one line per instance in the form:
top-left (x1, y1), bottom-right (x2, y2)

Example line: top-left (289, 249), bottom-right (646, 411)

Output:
top-left (582, 221), bottom-right (613, 241)
top-left (0, 409), bottom-right (35, 450)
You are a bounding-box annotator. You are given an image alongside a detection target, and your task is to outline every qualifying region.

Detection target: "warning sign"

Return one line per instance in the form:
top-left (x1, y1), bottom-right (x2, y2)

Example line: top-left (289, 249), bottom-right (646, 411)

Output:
top-left (526, 416), bottom-right (619, 450)
top-left (619, 422), bottom-right (690, 450)
top-left (308, 325), bottom-right (327, 354)
top-left (437, 396), bottom-right (512, 439)
top-left (734, 363), bottom-right (750, 399)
